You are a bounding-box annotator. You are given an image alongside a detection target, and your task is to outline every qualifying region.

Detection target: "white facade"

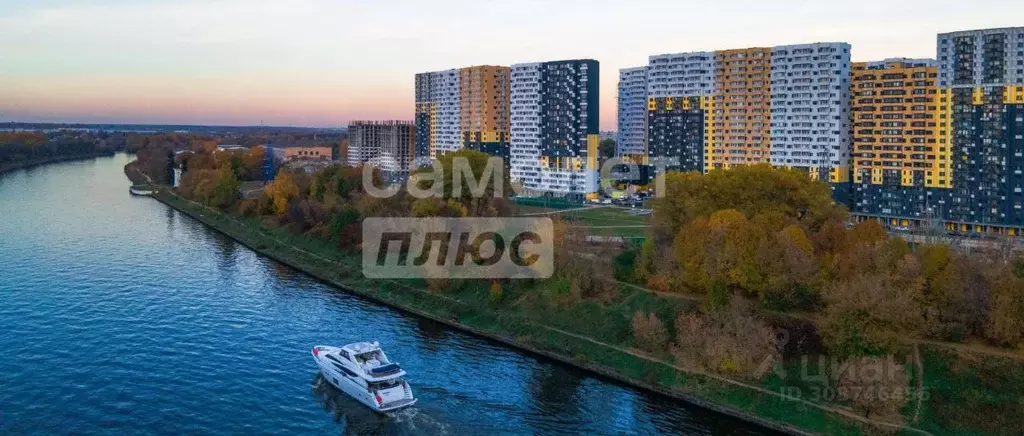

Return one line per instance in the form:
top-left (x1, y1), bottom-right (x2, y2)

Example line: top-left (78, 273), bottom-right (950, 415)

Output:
top-left (416, 69), bottom-right (462, 158)
top-left (510, 63), bottom-right (543, 191)
top-left (616, 67), bottom-right (648, 156)
top-left (768, 42), bottom-right (852, 171)
top-left (647, 51), bottom-right (715, 98)
top-left (937, 27), bottom-right (1024, 88)
top-left (433, 69), bottom-right (462, 155)
top-left (510, 60), bottom-right (599, 195)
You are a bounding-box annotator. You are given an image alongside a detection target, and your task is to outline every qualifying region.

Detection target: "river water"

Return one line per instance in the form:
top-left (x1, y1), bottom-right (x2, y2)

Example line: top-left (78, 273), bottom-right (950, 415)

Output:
top-left (0, 154), bottom-right (774, 435)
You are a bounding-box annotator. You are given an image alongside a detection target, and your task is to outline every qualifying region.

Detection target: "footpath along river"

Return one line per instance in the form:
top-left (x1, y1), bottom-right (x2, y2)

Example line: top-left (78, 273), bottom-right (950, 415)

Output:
top-left (0, 154), bottom-right (776, 435)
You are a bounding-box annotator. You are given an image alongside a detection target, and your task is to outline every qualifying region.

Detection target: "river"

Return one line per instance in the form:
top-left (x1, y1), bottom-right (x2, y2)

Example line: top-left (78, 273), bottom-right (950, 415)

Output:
top-left (0, 154), bottom-right (774, 435)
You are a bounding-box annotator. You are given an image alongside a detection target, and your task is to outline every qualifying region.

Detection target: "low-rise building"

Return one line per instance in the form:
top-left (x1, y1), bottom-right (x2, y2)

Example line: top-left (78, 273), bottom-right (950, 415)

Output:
top-left (271, 146), bottom-right (334, 162)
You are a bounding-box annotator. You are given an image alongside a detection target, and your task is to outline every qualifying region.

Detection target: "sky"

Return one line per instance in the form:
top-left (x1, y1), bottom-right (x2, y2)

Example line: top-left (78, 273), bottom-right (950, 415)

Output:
top-left (2, 0), bottom-right (1024, 130)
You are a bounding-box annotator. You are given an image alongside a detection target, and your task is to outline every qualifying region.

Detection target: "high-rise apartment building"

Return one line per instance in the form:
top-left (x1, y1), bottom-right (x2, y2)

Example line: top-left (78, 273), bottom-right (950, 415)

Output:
top-left (510, 59), bottom-right (600, 196)
top-left (711, 48), bottom-right (772, 171)
top-left (622, 42), bottom-right (852, 186)
top-left (642, 51), bottom-right (715, 174)
top-left (347, 121), bottom-right (416, 177)
top-left (850, 58), bottom-right (949, 219)
top-left (936, 28), bottom-right (1024, 231)
top-left (769, 43), bottom-right (853, 186)
top-left (845, 28), bottom-right (1024, 234)
top-left (414, 66), bottom-right (511, 163)
top-left (616, 67), bottom-right (648, 160)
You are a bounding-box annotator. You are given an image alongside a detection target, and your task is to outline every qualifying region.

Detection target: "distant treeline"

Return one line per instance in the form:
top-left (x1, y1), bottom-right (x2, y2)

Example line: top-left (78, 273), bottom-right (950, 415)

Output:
top-left (2, 122), bottom-right (344, 135)
top-left (0, 132), bottom-right (113, 168)
top-left (127, 132), bottom-right (342, 185)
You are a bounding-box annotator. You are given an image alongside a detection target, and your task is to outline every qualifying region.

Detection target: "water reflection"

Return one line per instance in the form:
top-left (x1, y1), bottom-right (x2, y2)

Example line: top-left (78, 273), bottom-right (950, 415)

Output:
top-left (638, 392), bottom-right (781, 436)
top-left (414, 317), bottom-right (449, 350)
top-left (164, 201), bottom-right (176, 234)
top-left (529, 364), bottom-right (585, 421)
top-left (212, 232), bottom-right (238, 272)
top-left (311, 374), bottom-right (389, 435)
top-left (270, 262), bottom-right (299, 283)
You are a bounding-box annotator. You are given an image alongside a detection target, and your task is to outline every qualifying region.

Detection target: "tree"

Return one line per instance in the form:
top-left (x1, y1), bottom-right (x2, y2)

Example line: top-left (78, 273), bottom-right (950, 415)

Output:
top-left (757, 225), bottom-right (820, 310)
top-left (209, 165), bottom-right (241, 208)
top-left (599, 138), bottom-right (616, 159)
top-left (631, 311), bottom-right (669, 353)
top-left (413, 149), bottom-right (510, 217)
top-left (822, 265), bottom-right (924, 357)
top-left (847, 220), bottom-right (887, 247)
top-left (241, 146), bottom-right (267, 181)
top-left (330, 205), bottom-right (362, 249)
top-left (985, 271), bottom-right (1024, 348)
top-left (651, 165), bottom-right (841, 244)
top-left (264, 170), bottom-right (300, 216)
top-left (178, 169), bottom-right (216, 203)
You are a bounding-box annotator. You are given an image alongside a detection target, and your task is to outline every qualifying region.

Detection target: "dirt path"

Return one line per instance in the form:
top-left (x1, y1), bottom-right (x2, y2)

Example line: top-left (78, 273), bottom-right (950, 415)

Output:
top-left (913, 343), bottom-right (925, 423)
top-left (517, 206), bottom-right (595, 216)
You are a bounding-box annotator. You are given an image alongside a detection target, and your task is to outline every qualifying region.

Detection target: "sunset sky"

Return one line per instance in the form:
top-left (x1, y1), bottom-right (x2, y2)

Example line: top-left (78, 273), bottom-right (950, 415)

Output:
top-left (3, 0), bottom-right (1024, 130)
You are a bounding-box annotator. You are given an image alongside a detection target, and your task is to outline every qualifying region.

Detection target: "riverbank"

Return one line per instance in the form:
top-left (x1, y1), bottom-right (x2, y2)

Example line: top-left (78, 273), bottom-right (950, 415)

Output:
top-left (0, 151), bottom-right (116, 175)
top-left (138, 182), bottom-right (909, 435)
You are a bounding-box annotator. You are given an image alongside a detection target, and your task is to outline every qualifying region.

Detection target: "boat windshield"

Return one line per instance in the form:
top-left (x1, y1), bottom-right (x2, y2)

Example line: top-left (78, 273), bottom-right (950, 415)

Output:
top-left (368, 378), bottom-right (403, 391)
top-left (355, 351), bottom-right (388, 365)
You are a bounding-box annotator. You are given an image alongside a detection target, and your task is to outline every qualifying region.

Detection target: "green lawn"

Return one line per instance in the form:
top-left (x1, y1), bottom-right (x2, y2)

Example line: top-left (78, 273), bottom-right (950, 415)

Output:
top-left (511, 205), bottom-right (650, 239)
top-left (563, 206), bottom-right (649, 226)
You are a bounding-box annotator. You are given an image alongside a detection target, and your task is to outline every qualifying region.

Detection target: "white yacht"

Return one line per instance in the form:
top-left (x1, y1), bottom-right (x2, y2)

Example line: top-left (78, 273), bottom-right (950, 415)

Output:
top-left (311, 342), bottom-right (416, 413)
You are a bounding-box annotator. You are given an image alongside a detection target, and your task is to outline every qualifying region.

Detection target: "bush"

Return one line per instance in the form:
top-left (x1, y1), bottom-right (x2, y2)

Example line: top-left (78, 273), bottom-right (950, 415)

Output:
top-left (237, 199), bottom-right (259, 217)
top-left (631, 311), bottom-right (669, 353)
top-left (674, 300), bottom-right (780, 378)
top-left (613, 248), bottom-right (637, 281)
top-left (822, 309), bottom-right (899, 358)
top-left (647, 274), bottom-right (671, 293)
top-left (489, 281), bottom-right (503, 305)
top-left (560, 252), bottom-right (619, 305)
top-left (426, 277), bottom-right (451, 293)
top-left (705, 282), bottom-right (731, 313)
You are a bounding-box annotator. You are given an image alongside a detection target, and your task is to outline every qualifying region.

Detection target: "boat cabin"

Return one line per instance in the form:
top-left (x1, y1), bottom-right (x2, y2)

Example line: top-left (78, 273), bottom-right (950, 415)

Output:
top-left (326, 342), bottom-right (405, 380)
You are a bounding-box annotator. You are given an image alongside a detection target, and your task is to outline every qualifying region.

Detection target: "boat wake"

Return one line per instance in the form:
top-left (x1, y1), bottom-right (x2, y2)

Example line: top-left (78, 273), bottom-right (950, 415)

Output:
top-left (387, 407), bottom-right (451, 436)
top-left (312, 373), bottom-right (448, 435)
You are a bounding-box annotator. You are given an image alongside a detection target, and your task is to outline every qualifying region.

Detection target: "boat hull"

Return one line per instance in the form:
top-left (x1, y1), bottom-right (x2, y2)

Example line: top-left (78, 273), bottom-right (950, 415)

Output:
top-left (312, 348), bottom-right (416, 414)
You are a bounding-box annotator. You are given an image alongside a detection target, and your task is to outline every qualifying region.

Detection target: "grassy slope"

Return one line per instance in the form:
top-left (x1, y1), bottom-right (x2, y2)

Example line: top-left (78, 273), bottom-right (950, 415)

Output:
top-left (157, 189), bottom-right (981, 436)
top-left (914, 345), bottom-right (1024, 435)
